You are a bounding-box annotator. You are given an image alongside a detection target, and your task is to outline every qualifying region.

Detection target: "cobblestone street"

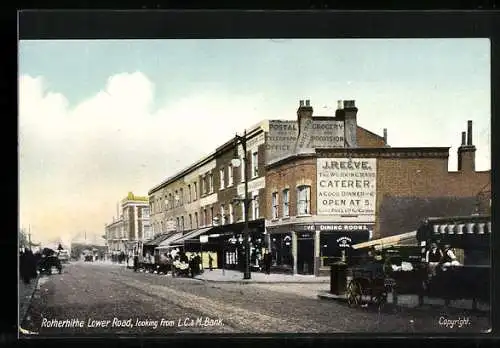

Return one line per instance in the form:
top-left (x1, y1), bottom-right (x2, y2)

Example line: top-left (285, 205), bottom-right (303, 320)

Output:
top-left (19, 261), bottom-right (491, 336)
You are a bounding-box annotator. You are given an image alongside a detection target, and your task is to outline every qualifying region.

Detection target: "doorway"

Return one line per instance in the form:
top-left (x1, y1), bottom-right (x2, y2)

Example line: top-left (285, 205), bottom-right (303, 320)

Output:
top-left (297, 239), bottom-right (314, 275)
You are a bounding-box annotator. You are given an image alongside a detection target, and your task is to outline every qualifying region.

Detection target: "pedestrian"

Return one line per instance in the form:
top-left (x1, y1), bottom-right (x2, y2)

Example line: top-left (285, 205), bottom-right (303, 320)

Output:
top-left (425, 242), bottom-right (443, 278)
top-left (263, 249), bottom-right (271, 275)
top-left (133, 254), bottom-right (139, 272)
top-left (208, 253), bottom-right (214, 271)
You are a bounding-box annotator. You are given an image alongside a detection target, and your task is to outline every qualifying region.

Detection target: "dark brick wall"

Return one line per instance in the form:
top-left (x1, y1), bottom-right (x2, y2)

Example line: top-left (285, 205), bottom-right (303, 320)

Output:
top-left (377, 196), bottom-right (478, 237)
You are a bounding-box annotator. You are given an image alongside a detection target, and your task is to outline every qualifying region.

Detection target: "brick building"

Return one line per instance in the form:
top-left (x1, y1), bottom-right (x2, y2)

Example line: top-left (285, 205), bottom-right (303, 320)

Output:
top-left (105, 192), bottom-right (151, 255)
top-left (147, 99), bottom-right (396, 271)
top-left (265, 104), bottom-right (490, 276)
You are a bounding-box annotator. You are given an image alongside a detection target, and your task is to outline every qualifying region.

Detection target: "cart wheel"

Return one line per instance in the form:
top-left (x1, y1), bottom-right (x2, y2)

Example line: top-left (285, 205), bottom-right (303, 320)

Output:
top-left (347, 280), bottom-right (363, 307)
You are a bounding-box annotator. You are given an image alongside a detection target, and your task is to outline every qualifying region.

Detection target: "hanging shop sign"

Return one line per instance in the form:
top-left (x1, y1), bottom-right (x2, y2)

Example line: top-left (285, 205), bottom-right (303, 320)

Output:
top-left (297, 232), bottom-right (314, 240)
top-left (316, 158), bottom-right (377, 219)
top-left (336, 236), bottom-right (353, 248)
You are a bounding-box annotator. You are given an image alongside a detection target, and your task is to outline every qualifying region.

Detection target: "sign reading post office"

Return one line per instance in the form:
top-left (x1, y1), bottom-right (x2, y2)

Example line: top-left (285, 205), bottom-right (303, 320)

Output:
top-left (316, 158), bottom-right (377, 219)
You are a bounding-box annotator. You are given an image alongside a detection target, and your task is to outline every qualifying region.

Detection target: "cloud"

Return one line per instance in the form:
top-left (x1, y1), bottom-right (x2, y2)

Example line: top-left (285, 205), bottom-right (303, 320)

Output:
top-left (19, 72), bottom-right (270, 244)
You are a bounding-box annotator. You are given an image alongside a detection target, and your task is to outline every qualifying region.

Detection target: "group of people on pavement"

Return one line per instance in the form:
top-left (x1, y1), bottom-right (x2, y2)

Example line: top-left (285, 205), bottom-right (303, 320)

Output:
top-left (425, 242), bottom-right (461, 278)
top-left (19, 248), bottom-right (40, 284)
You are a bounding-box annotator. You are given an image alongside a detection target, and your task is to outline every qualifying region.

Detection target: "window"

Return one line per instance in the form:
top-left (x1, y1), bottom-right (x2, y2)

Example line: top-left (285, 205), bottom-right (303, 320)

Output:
top-left (220, 204), bottom-right (225, 225)
top-left (253, 195), bottom-right (259, 219)
top-left (168, 194), bottom-right (173, 209)
top-left (297, 185), bottom-right (311, 215)
top-left (220, 168), bottom-right (225, 189)
top-left (203, 209), bottom-right (208, 226)
top-left (176, 217), bottom-right (180, 231)
top-left (188, 185), bottom-right (191, 203)
top-left (240, 155), bottom-right (245, 182)
top-left (241, 198), bottom-right (246, 221)
top-left (189, 214), bottom-right (193, 230)
top-left (194, 212), bottom-right (199, 228)
top-left (209, 173), bottom-right (214, 193)
top-left (180, 188), bottom-right (184, 205)
top-left (210, 207), bottom-right (214, 225)
top-left (283, 189), bottom-right (290, 217)
top-left (174, 190), bottom-right (179, 207)
top-left (193, 182), bottom-right (198, 200)
top-left (229, 203), bottom-right (234, 224)
top-left (143, 207), bottom-right (150, 218)
top-left (252, 151), bottom-right (258, 178)
top-left (228, 165), bottom-right (233, 186)
top-left (181, 216), bottom-right (185, 231)
top-left (203, 176), bottom-right (208, 195)
top-left (272, 192), bottom-right (279, 219)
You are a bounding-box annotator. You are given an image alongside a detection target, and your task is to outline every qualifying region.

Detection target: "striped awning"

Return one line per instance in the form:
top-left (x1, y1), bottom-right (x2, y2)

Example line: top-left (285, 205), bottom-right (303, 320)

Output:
top-left (352, 231), bottom-right (417, 250)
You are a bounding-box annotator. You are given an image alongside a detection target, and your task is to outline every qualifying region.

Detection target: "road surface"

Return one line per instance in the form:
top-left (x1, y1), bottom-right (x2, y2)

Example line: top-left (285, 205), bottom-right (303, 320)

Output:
top-left (20, 261), bottom-right (491, 336)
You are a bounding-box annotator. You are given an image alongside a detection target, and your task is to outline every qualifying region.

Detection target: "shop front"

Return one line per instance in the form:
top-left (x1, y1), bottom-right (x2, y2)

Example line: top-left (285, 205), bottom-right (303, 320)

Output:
top-left (267, 222), bottom-right (373, 276)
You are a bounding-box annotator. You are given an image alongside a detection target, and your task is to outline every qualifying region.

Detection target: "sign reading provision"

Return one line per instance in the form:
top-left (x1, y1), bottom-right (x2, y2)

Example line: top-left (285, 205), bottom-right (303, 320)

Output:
top-left (316, 158), bottom-right (377, 217)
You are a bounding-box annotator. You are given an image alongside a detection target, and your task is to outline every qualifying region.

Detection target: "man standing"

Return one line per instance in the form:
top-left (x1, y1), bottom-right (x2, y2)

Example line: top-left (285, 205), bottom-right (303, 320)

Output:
top-left (425, 242), bottom-right (443, 278)
top-left (263, 249), bottom-right (271, 275)
top-left (208, 253), bottom-right (214, 271)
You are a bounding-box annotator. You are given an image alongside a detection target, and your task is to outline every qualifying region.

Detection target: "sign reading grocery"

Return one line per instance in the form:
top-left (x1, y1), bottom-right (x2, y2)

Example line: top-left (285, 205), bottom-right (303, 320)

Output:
top-left (316, 158), bottom-right (377, 217)
top-left (266, 119), bottom-right (345, 163)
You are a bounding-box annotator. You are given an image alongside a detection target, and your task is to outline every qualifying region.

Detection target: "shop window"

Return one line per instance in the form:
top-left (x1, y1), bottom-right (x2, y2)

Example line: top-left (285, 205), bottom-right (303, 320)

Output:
top-left (297, 185), bottom-right (311, 215)
top-left (270, 233), bottom-right (293, 267)
top-left (272, 192), bottom-right (279, 219)
top-left (282, 189), bottom-right (290, 217)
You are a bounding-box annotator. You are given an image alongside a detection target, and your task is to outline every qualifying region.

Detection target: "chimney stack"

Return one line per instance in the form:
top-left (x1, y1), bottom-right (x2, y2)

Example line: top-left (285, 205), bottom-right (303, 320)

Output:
top-left (299, 100), bottom-right (304, 107)
top-left (467, 120), bottom-right (473, 145)
top-left (343, 100), bottom-right (358, 147)
top-left (383, 128), bottom-right (388, 144)
top-left (457, 120), bottom-right (476, 172)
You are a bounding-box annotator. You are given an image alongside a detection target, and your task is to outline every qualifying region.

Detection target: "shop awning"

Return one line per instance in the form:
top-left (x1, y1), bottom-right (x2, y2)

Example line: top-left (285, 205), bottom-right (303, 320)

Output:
top-left (143, 233), bottom-right (171, 246)
top-left (155, 232), bottom-right (184, 249)
top-left (352, 231), bottom-right (417, 250)
top-left (171, 226), bottom-right (215, 245)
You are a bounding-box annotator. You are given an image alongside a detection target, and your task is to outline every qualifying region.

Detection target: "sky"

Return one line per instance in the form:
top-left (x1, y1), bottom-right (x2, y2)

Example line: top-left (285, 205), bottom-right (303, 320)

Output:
top-left (18, 38), bottom-right (491, 245)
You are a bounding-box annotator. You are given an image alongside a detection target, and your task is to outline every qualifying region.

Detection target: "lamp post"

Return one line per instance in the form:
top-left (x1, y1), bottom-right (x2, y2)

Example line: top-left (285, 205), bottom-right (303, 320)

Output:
top-left (231, 130), bottom-right (251, 280)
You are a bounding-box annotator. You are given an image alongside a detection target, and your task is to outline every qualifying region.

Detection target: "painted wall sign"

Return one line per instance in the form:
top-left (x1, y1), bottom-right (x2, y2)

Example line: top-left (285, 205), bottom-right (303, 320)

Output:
top-left (317, 158), bottom-right (377, 218)
top-left (319, 224), bottom-right (372, 231)
top-left (237, 176), bottom-right (265, 196)
top-left (266, 119), bottom-right (344, 164)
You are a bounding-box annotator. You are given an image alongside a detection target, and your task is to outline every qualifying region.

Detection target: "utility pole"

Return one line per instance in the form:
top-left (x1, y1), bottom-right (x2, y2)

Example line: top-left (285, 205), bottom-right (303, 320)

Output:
top-left (28, 224), bottom-right (32, 251)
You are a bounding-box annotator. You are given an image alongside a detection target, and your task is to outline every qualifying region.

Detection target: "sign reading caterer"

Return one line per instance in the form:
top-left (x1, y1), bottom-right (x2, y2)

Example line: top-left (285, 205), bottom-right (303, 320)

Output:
top-left (266, 120), bottom-right (344, 163)
top-left (316, 158), bottom-right (377, 217)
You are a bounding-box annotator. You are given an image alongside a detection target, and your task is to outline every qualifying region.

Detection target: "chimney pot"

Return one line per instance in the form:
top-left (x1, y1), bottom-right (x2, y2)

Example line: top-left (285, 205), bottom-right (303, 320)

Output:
top-left (383, 128), bottom-right (388, 143)
top-left (299, 100), bottom-right (304, 107)
top-left (461, 131), bottom-right (466, 146)
top-left (467, 120), bottom-right (473, 145)
top-left (305, 100), bottom-right (310, 107)
top-left (337, 100), bottom-right (343, 110)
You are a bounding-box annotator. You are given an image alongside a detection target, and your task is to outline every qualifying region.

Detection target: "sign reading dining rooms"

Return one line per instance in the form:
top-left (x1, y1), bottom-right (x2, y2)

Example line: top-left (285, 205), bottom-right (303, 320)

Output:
top-left (316, 158), bottom-right (377, 218)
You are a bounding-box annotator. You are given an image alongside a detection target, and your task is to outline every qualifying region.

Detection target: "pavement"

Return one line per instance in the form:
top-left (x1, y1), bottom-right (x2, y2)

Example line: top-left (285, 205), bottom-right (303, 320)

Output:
top-left (19, 275), bottom-right (40, 330)
top-left (194, 269), bottom-right (330, 284)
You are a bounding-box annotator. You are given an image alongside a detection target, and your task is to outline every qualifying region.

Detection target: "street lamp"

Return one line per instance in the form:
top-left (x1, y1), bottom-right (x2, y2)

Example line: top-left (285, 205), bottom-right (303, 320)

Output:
top-left (231, 130), bottom-right (251, 280)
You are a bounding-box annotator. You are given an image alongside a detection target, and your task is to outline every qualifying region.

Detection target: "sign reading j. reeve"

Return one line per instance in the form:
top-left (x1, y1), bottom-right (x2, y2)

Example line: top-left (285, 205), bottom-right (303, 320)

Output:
top-left (316, 158), bottom-right (377, 218)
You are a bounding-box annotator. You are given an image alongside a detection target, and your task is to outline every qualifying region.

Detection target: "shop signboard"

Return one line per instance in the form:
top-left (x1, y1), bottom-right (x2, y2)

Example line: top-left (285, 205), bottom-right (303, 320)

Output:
top-left (199, 235), bottom-right (209, 244)
top-left (316, 158), bottom-right (377, 220)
